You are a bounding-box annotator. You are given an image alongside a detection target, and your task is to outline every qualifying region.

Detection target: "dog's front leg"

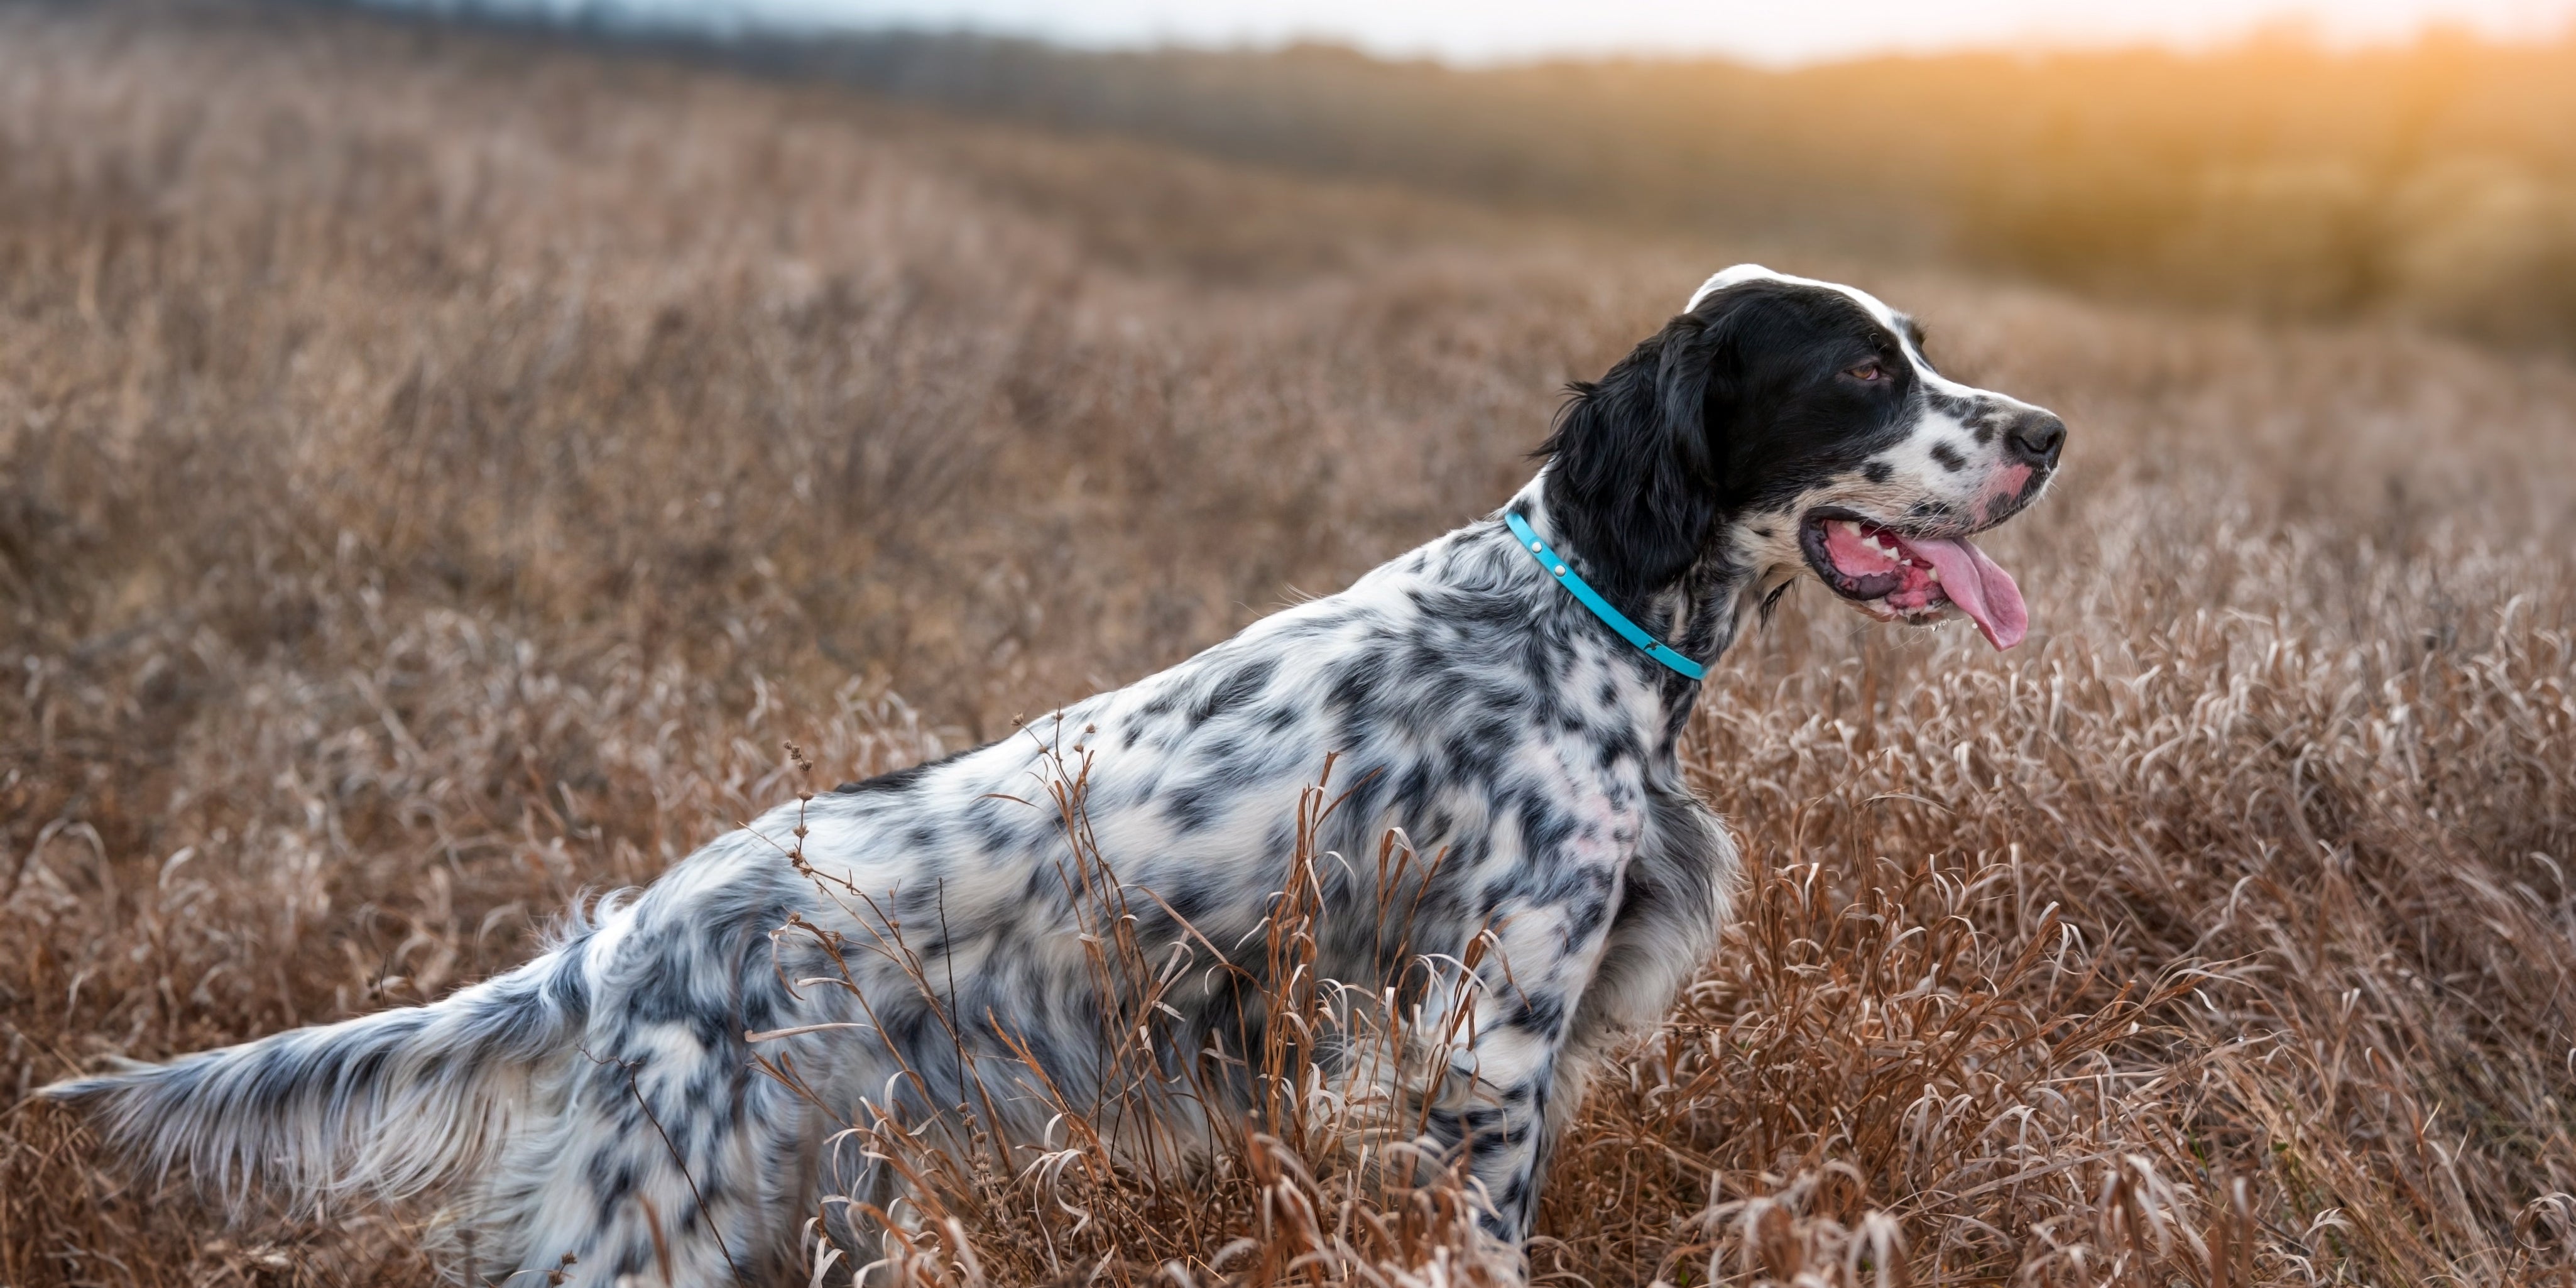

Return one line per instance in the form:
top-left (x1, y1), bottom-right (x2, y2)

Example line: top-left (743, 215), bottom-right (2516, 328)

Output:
top-left (1412, 856), bottom-right (1624, 1250)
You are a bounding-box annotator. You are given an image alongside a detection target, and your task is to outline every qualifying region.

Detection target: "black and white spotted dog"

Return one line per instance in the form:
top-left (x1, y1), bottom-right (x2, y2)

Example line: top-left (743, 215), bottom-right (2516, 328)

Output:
top-left (43, 266), bottom-right (2065, 1284)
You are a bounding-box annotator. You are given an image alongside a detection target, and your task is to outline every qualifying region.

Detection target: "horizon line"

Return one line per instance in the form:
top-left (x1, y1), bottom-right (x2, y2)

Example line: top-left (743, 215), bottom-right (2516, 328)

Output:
top-left (360, 0), bottom-right (2576, 70)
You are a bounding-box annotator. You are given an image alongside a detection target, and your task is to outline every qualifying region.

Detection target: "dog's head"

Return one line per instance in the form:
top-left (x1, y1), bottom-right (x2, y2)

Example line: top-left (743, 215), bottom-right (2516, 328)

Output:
top-left (1539, 265), bottom-right (2064, 650)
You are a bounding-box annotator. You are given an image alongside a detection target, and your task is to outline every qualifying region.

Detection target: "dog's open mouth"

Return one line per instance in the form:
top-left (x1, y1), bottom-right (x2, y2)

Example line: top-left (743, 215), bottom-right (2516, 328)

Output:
top-left (1799, 508), bottom-right (2029, 650)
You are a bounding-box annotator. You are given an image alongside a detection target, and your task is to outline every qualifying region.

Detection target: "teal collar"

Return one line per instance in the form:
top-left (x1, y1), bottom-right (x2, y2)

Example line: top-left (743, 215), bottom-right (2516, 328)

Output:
top-left (1504, 511), bottom-right (1707, 682)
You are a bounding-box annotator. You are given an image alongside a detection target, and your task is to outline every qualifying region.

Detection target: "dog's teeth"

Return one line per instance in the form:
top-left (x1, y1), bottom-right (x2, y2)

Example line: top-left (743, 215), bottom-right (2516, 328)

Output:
top-left (1835, 520), bottom-right (1861, 539)
top-left (1926, 566), bottom-right (1941, 582)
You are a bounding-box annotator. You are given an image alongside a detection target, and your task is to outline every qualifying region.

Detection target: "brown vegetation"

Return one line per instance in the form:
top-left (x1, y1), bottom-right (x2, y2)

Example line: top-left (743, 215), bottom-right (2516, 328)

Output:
top-left (3, 3), bottom-right (2575, 1284)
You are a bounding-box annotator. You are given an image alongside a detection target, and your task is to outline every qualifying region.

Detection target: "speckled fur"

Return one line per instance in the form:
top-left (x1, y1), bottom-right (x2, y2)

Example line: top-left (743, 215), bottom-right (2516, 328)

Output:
top-left (42, 266), bottom-right (2064, 1285)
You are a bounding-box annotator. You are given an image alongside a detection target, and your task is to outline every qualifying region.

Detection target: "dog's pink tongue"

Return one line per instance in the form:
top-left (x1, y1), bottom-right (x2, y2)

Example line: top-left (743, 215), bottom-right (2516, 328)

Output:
top-left (1911, 535), bottom-right (2028, 650)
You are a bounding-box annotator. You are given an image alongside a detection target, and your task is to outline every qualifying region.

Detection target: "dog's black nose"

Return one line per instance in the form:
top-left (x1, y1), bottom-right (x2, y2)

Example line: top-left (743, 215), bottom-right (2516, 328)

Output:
top-left (2006, 410), bottom-right (2066, 468)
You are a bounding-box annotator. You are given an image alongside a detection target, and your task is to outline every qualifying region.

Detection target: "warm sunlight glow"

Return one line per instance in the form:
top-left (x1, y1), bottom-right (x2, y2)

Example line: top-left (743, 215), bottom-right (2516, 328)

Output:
top-left (699, 0), bottom-right (2576, 62)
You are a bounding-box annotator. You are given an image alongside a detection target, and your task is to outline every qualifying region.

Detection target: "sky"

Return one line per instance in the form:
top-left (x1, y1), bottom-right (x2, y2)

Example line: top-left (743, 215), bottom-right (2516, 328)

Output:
top-left (589, 0), bottom-right (2576, 65)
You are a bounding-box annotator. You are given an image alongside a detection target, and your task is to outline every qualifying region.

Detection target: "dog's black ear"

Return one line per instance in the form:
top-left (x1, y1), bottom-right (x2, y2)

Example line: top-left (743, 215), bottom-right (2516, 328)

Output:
top-left (1537, 307), bottom-right (1736, 604)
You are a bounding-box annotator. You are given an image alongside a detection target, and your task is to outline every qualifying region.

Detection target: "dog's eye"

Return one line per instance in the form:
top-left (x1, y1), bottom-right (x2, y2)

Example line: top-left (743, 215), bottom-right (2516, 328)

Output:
top-left (1845, 361), bottom-right (1887, 382)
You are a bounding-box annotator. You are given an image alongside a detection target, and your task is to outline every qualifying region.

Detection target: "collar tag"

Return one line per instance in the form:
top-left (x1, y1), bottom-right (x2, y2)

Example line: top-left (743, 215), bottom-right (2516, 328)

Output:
top-left (1504, 511), bottom-right (1707, 682)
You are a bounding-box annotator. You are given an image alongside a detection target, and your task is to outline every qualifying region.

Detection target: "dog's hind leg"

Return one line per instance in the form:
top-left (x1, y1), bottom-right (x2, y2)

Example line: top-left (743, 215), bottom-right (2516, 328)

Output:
top-left (463, 856), bottom-right (832, 1285)
top-left (462, 1025), bottom-right (817, 1287)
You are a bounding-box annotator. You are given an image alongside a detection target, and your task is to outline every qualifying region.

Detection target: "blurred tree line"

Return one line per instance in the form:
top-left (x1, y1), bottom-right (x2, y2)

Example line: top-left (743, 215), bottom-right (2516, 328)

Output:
top-left (385, 1), bottom-right (2576, 347)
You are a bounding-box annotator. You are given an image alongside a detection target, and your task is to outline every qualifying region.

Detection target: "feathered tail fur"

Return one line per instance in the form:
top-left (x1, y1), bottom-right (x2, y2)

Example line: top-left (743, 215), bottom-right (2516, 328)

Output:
top-left (38, 912), bottom-right (599, 1220)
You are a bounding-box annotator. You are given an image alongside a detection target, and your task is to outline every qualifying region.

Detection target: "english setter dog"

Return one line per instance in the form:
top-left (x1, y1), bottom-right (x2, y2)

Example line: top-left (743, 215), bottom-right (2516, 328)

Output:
top-left (44, 266), bottom-right (2065, 1284)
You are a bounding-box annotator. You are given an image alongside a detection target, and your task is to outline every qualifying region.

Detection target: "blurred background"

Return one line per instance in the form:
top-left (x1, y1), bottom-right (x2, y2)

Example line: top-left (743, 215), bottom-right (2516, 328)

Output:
top-left (4, 1), bottom-right (2575, 1284)
top-left (392, 0), bottom-right (2576, 347)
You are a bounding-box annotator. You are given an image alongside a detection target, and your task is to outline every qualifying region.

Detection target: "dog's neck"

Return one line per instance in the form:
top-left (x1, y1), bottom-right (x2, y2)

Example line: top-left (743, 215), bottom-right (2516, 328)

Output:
top-left (1503, 478), bottom-right (1757, 743)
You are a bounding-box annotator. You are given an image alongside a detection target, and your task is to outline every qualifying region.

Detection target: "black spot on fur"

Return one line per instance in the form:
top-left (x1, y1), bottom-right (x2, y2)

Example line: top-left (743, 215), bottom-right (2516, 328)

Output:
top-left (1506, 991), bottom-right (1567, 1037)
top-left (1953, 400), bottom-right (2006, 445)
top-left (1929, 441), bottom-right (1966, 472)
top-left (1165, 782), bottom-right (1220, 832)
top-left (832, 743), bottom-right (978, 795)
top-left (1192, 657), bottom-right (1278, 726)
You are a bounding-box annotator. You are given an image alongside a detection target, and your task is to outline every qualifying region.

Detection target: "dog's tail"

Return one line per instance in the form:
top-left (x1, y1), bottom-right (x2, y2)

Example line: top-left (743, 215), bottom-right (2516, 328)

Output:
top-left (36, 905), bottom-right (611, 1216)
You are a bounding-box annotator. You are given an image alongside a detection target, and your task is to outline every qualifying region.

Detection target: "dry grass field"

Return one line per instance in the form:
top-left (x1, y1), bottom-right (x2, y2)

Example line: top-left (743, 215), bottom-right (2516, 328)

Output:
top-left (4, 4), bottom-right (2576, 1284)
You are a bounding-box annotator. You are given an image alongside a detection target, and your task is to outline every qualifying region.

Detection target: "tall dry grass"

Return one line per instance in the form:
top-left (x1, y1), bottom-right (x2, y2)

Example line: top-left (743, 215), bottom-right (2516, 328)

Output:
top-left (3, 3), bottom-right (2574, 1285)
